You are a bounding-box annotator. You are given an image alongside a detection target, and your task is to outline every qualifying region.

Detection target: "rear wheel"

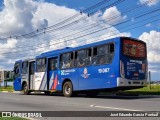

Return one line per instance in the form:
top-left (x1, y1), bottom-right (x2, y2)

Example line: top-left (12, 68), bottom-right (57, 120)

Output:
top-left (23, 83), bottom-right (30, 95)
top-left (63, 81), bottom-right (73, 97)
top-left (44, 91), bottom-right (51, 95)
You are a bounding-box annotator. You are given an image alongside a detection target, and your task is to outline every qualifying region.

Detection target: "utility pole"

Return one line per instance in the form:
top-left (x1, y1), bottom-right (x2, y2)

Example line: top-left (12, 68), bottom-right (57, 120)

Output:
top-left (148, 71), bottom-right (151, 90)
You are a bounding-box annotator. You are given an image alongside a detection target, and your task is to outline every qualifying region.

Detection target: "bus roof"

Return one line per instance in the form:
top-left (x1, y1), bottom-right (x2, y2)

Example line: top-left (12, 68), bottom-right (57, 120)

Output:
top-left (36, 37), bottom-right (145, 59)
top-left (15, 58), bottom-right (35, 63)
top-left (15, 59), bottom-right (22, 63)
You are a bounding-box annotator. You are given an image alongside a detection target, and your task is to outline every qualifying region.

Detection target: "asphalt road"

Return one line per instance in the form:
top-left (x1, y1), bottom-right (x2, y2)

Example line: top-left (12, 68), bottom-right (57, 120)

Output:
top-left (0, 92), bottom-right (160, 120)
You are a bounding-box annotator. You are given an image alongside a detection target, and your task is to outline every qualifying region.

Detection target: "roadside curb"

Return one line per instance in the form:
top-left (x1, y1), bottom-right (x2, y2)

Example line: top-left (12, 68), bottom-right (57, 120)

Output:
top-left (1, 91), bottom-right (9, 93)
top-left (0, 90), bottom-right (20, 93)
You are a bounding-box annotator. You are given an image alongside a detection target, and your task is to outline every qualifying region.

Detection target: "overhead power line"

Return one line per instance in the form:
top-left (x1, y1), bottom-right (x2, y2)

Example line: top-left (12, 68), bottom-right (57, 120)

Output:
top-left (0, 0), bottom-right (158, 58)
top-left (14, 0), bottom-right (125, 39)
top-left (0, 2), bottom-right (159, 51)
top-left (0, 0), bottom-right (112, 40)
top-left (2, 11), bottom-right (160, 55)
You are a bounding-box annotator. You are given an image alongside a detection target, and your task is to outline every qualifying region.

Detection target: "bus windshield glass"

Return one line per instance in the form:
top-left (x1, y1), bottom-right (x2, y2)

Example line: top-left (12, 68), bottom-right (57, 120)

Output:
top-left (123, 39), bottom-right (146, 58)
top-left (14, 63), bottom-right (20, 78)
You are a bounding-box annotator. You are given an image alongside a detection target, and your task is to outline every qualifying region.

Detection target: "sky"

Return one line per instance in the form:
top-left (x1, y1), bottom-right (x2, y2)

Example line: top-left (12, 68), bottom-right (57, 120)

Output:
top-left (0, 0), bottom-right (160, 81)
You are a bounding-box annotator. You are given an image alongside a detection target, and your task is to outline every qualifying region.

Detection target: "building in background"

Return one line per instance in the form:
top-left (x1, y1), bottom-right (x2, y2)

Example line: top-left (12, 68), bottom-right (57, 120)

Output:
top-left (0, 70), bottom-right (14, 87)
top-left (0, 71), bottom-right (4, 87)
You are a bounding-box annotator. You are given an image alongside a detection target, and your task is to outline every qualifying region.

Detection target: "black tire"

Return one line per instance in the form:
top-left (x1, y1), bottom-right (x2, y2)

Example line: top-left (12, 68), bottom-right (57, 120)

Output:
top-left (86, 91), bottom-right (99, 97)
top-left (23, 83), bottom-right (30, 95)
top-left (44, 91), bottom-right (51, 95)
top-left (63, 81), bottom-right (73, 97)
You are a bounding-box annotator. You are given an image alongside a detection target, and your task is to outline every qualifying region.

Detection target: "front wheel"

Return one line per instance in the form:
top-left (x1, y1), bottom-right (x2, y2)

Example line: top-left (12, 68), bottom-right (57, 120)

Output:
top-left (63, 81), bottom-right (73, 97)
top-left (23, 83), bottom-right (30, 95)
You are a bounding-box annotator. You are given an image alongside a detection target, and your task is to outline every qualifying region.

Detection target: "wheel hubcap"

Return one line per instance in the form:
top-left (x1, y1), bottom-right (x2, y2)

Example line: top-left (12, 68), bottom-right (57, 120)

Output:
top-left (65, 85), bottom-right (71, 95)
top-left (24, 85), bottom-right (27, 93)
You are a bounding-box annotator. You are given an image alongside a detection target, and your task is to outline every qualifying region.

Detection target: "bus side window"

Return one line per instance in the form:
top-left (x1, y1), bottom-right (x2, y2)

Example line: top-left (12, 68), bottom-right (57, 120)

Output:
top-left (15, 66), bottom-right (19, 75)
top-left (93, 45), bottom-right (111, 65)
top-left (110, 43), bottom-right (114, 53)
top-left (74, 52), bottom-right (77, 67)
top-left (98, 45), bottom-right (107, 64)
top-left (86, 48), bottom-right (92, 66)
top-left (60, 52), bottom-right (73, 69)
top-left (70, 52), bottom-right (74, 68)
top-left (22, 61), bottom-right (28, 74)
top-left (108, 43), bottom-right (115, 63)
top-left (49, 58), bottom-right (58, 70)
top-left (76, 50), bottom-right (86, 67)
top-left (92, 47), bottom-right (98, 65)
top-left (30, 62), bottom-right (35, 75)
top-left (36, 58), bottom-right (46, 72)
top-left (14, 63), bottom-right (20, 78)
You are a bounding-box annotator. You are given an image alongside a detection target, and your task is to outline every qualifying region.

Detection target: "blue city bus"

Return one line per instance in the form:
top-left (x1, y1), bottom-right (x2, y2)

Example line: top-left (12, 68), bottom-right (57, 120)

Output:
top-left (13, 37), bottom-right (148, 97)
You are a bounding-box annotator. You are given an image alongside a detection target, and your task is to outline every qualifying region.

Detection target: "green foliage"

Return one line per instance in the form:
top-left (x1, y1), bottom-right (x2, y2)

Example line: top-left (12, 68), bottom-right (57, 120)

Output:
top-left (124, 84), bottom-right (160, 95)
top-left (0, 86), bottom-right (13, 92)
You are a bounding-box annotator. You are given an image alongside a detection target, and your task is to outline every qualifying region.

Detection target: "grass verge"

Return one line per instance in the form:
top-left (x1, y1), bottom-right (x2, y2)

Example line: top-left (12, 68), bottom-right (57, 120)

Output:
top-left (120, 85), bottom-right (160, 95)
top-left (0, 86), bottom-right (13, 92)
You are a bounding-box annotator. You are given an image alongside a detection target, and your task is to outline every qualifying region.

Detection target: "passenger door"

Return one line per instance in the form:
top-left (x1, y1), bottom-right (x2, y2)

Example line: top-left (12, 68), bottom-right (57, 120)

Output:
top-left (48, 57), bottom-right (58, 90)
top-left (21, 61), bottom-right (29, 89)
top-left (29, 61), bottom-right (35, 90)
top-left (34, 58), bottom-right (47, 90)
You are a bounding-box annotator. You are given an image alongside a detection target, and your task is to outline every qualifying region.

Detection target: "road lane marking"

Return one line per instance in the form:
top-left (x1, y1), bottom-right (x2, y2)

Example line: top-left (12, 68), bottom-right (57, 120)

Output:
top-left (90, 105), bottom-right (143, 111)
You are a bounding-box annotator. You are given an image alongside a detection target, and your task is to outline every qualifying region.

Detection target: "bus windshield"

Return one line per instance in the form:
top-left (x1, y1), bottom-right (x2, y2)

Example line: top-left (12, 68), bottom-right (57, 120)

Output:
top-left (123, 39), bottom-right (146, 58)
top-left (14, 62), bottom-right (21, 78)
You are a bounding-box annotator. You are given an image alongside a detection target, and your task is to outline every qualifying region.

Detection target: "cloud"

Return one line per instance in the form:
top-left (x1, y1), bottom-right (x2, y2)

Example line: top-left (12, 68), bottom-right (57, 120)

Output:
top-left (102, 6), bottom-right (126, 25)
top-left (0, 39), bottom-right (17, 58)
top-left (0, 0), bottom-right (36, 36)
top-left (0, 0), bottom-right (130, 70)
top-left (139, 30), bottom-right (160, 75)
top-left (139, 0), bottom-right (159, 6)
top-left (98, 25), bottom-right (131, 40)
top-left (0, 0), bottom-right (77, 63)
top-left (145, 23), bottom-right (152, 27)
top-left (139, 30), bottom-right (160, 62)
top-left (31, 1), bottom-right (77, 29)
top-left (149, 64), bottom-right (160, 72)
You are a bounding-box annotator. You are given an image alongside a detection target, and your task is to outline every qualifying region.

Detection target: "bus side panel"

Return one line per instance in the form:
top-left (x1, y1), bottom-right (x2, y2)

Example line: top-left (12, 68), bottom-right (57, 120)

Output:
top-left (22, 73), bottom-right (28, 89)
top-left (29, 74), bottom-right (35, 90)
top-left (58, 68), bottom-right (79, 91)
top-left (78, 39), bottom-right (121, 90)
top-left (78, 65), bottom-right (111, 90)
top-left (34, 72), bottom-right (47, 90)
top-left (110, 39), bottom-right (121, 87)
top-left (78, 59), bottom-right (120, 90)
